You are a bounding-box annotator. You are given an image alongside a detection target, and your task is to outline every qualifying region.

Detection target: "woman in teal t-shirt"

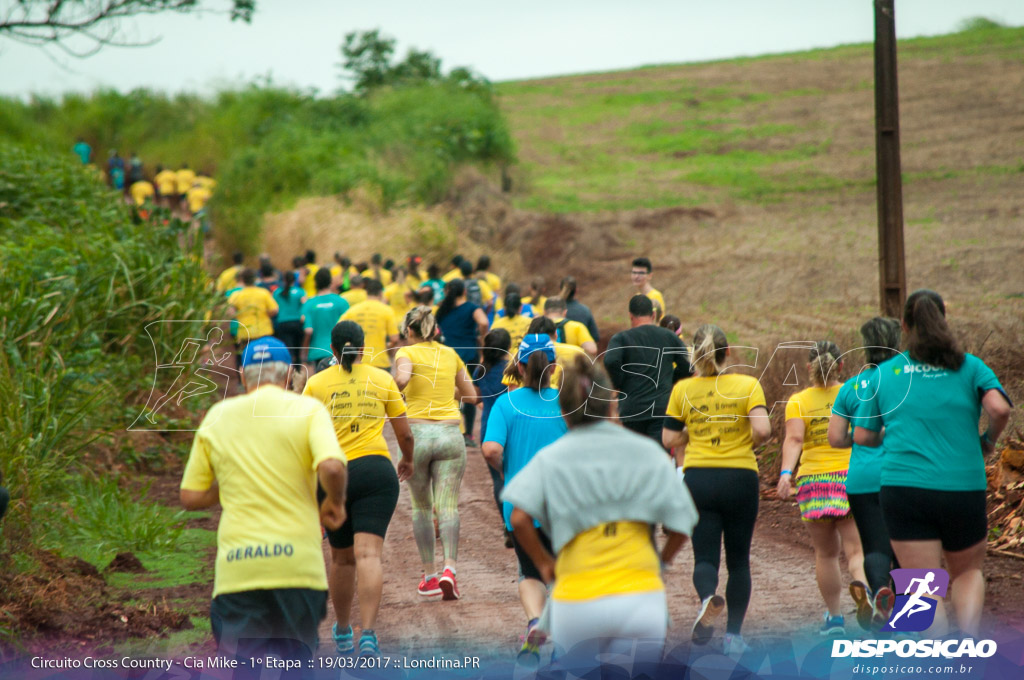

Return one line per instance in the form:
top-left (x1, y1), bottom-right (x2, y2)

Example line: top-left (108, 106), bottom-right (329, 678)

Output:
top-left (272, 270), bottom-right (307, 365)
top-left (854, 290), bottom-right (1011, 638)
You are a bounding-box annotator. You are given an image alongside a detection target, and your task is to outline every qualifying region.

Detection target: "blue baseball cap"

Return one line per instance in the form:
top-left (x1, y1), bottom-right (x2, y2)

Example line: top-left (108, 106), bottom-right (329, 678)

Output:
top-left (241, 337), bottom-right (293, 367)
top-left (518, 333), bottom-right (556, 363)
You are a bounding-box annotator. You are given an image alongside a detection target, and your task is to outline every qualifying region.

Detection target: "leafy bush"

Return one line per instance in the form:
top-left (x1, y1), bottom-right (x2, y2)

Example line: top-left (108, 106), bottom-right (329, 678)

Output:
top-left (957, 16), bottom-right (1006, 32)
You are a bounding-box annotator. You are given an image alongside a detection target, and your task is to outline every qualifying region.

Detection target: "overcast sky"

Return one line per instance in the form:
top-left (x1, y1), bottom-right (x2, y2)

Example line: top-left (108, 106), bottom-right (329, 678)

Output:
top-left (2, 0), bottom-right (1022, 98)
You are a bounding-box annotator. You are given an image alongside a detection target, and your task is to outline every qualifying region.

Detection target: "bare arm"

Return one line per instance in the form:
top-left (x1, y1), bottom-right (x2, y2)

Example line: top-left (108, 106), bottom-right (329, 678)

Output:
top-left (511, 508), bottom-right (555, 584)
top-left (661, 530), bottom-right (689, 564)
top-left (455, 367), bottom-right (480, 405)
top-left (749, 406), bottom-right (771, 445)
top-left (981, 388), bottom-right (1012, 454)
top-left (472, 307), bottom-right (489, 339)
top-left (776, 418), bottom-right (804, 499)
top-left (662, 426), bottom-right (688, 457)
top-left (854, 426), bottom-right (882, 448)
top-left (581, 340), bottom-right (597, 358)
top-left (316, 459), bottom-right (347, 530)
top-left (389, 413), bottom-right (415, 482)
top-left (482, 441), bottom-right (504, 475)
top-left (180, 484), bottom-right (219, 510)
top-left (828, 414), bottom-right (853, 449)
top-left (394, 355), bottom-right (413, 391)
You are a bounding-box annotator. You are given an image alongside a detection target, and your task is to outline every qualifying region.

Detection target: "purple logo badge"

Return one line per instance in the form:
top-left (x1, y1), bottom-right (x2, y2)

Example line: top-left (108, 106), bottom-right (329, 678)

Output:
top-left (885, 568), bottom-right (950, 632)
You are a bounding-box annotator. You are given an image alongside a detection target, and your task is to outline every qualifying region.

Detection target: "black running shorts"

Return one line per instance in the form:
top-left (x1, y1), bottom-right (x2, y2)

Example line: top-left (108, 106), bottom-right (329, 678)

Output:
top-left (319, 455), bottom-right (399, 549)
top-left (513, 530), bottom-right (554, 582)
top-left (880, 485), bottom-right (987, 552)
top-left (210, 587), bottom-right (326, 661)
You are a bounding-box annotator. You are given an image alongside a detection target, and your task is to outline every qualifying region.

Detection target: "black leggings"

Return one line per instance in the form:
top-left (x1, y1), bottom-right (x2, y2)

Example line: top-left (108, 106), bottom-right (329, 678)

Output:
top-left (274, 320), bottom-right (305, 365)
top-left (684, 467), bottom-right (759, 635)
top-left (847, 492), bottom-right (898, 594)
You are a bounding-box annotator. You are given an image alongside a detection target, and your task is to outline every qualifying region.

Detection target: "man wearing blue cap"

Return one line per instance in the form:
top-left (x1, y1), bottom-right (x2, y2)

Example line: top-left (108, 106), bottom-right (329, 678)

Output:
top-left (180, 336), bottom-right (348, 661)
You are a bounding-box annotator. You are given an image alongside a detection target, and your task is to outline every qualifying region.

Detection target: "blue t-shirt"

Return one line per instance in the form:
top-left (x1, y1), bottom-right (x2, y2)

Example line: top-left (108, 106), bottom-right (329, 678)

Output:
top-left (73, 141), bottom-right (91, 165)
top-left (484, 387), bottom-right (567, 530)
top-left (273, 286), bottom-right (306, 323)
top-left (475, 360), bottom-right (509, 442)
top-left (301, 293), bottom-right (349, 362)
top-left (438, 302), bottom-right (482, 364)
top-left (861, 353), bottom-right (1004, 492)
top-left (834, 369), bottom-right (885, 495)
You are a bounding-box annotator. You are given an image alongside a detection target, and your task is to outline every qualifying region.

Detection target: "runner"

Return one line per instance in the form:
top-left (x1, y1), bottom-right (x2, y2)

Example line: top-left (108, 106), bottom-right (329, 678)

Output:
top-left (107, 150), bottom-right (125, 191)
top-left (521, 276), bottom-right (547, 313)
top-left (630, 257), bottom-right (665, 321)
top-left (129, 178), bottom-right (155, 207)
top-left (854, 289), bottom-right (1012, 638)
top-left (383, 266), bottom-right (416, 323)
top-left (272, 271), bottom-right (307, 365)
top-left (303, 321), bottom-right (415, 658)
top-left (481, 334), bottom-right (567, 662)
top-left (302, 250), bottom-right (320, 298)
top-left (72, 137), bottom-right (91, 165)
top-left (405, 254), bottom-right (424, 291)
top-left (187, 179), bottom-right (212, 216)
top-left (475, 255), bottom-right (502, 297)
top-left (301, 269), bottom-right (350, 372)
top-left (660, 314), bottom-right (683, 336)
top-left (341, 276), bottom-right (368, 308)
top-left (175, 163), bottom-right (195, 209)
top-left (361, 253), bottom-right (393, 286)
top-left (436, 279), bottom-right (490, 446)
top-left (503, 355), bottom-right (698, 672)
top-left (340, 279), bottom-right (400, 372)
top-left (490, 290), bottom-right (532, 351)
top-left (494, 284), bottom-right (536, 320)
top-left (154, 164), bottom-right (177, 207)
top-left (127, 152), bottom-right (144, 186)
top-left (331, 253), bottom-right (359, 291)
top-left (663, 324), bottom-right (771, 655)
top-left (458, 260), bottom-right (494, 313)
top-left (180, 337), bottom-right (347, 662)
top-left (226, 269), bottom-right (278, 353)
top-left (604, 295), bottom-right (690, 446)
top-left (558, 276), bottom-right (600, 343)
top-left (394, 306), bottom-right (480, 600)
top-left (776, 341), bottom-right (866, 636)
top-left (543, 298), bottom-right (597, 357)
top-left (473, 328), bottom-right (512, 546)
top-left (442, 255), bottom-right (466, 282)
top-left (422, 264), bottom-right (445, 304)
top-left (827, 317), bottom-right (902, 630)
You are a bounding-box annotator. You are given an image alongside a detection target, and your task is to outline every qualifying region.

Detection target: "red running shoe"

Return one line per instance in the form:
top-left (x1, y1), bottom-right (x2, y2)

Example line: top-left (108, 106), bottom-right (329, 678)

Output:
top-left (418, 575), bottom-right (442, 597)
top-left (439, 568), bottom-right (460, 600)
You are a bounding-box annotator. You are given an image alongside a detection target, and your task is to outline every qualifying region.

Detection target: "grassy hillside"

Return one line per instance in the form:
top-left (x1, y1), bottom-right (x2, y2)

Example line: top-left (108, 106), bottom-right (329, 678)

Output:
top-left (497, 23), bottom-right (1024, 213)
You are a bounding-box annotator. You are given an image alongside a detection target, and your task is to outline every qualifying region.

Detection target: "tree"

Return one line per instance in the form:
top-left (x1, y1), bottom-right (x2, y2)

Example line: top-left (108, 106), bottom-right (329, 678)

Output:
top-left (339, 29), bottom-right (396, 94)
top-left (0, 0), bottom-right (256, 57)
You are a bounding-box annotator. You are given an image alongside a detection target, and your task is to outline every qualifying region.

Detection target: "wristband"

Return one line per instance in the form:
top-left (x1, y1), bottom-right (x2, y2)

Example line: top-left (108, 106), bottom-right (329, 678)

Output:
top-left (780, 469), bottom-right (792, 477)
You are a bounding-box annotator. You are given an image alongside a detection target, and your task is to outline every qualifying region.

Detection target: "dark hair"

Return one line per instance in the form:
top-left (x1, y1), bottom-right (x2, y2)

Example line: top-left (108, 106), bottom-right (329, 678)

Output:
top-left (383, 258), bottom-right (394, 271)
top-left (530, 276), bottom-right (545, 295)
top-left (660, 314), bottom-right (682, 334)
top-left (510, 349), bottom-right (552, 391)
top-left (282, 271), bottom-right (296, 301)
top-left (305, 250), bottom-right (316, 264)
top-left (259, 262), bottom-right (275, 279)
top-left (504, 291), bottom-right (523, 319)
top-left (528, 316), bottom-right (556, 335)
top-left (859, 317), bottom-right (901, 367)
top-left (559, 276), bottom-right (577, 302)
top-left (407, 254), bottom-right (421, 279)
top-left (808, 340), bottom-right (842, 387)
top-left (559, 354), bottom-right (615, 428)
top-left (476, 255), bottom-right (491, 272)
top-left (292, 255), bottom-right (305, 269)
top-left (365, 279), bottom-right (384, 297)
top-left (632, 257), bottom-right (652, 273)
top-left (331, 321), bottom-right (365, 373)
top-left (437, 279), bottom-right (465, 321)
top-left (371, 253), bottom-right (382, 265)
top-left (628, 294), bottom-right (654, 317)
top-left (903, 289), bottom-right (964, 370)
top-left (239, 268), bottom-right (255, 286)
top-left (451, 254), bottom-right (464, 267)
top-left (691, 324), bottom-right (728, 377)
top-left (459, 260), bottom-right (473, 277)
top-left (402, 306), bottom-right (437, 342)
top-left (232, 251), bottom-right (244, 265)
top-left (544, 297), bottom-right (567, 314)
top-left (314, 268), bottom-right (332, 291)
top-left (427, 264), bottom-right (440, 279)
top-left (414, 286), bottom-right (434, 305)
top-left (482, 328), bottom-right (511, 372)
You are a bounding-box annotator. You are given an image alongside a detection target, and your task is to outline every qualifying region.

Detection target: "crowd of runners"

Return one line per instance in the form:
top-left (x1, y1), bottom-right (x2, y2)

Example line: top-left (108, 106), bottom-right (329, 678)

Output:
top-left (178, 248), bottom-right (1013, 672)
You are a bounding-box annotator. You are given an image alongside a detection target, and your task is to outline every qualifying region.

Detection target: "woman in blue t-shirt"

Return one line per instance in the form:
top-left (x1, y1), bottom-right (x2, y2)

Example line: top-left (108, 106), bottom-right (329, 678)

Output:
top-left (437, 278), bottom-right (490, 446)
top-left (272, 270), bottom-right (307, 365)
top-left (854, 290), bottom-right (1011, 638)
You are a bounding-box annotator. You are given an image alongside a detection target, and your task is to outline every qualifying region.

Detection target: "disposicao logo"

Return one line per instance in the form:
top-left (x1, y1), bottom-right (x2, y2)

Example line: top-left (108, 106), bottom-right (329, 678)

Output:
top-left (832, 569), bottom-right (997, 659)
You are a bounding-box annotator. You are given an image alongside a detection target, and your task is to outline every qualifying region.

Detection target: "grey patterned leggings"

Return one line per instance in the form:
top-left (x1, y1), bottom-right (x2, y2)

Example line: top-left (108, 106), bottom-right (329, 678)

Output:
top-left (408, 423), bottom-right (466, 568)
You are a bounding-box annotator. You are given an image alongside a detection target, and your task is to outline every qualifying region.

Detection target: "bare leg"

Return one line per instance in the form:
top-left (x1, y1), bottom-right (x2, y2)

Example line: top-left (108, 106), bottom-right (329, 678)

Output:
top-left (354, 533), bottom-right (386, 631)
top-left (944, 539), bottom-right (986, 638)
top-left (518, 578), bottom-right (547, 621)
top-left (837, 516), bottom-right (867, 585)
top-left (330, 547), bottom-right (356, 630)
top-left (805, 521), bottom-right (843, 617)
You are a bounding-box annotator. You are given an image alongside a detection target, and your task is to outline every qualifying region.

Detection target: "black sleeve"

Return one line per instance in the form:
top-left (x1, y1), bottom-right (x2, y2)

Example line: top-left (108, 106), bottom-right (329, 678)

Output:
top-left (587, 312), bottom-right (600, 343)
top-left (667, 335), bottom-right (692, 382)
top-left (662, 416), bottom-right (685, 432)
top-left (603, 333), bottom-right (625, 389)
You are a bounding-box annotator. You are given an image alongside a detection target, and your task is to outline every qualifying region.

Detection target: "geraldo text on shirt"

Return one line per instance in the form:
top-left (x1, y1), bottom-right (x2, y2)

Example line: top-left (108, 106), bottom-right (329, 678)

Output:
top-left (831, 638), bottom-right (997, 659)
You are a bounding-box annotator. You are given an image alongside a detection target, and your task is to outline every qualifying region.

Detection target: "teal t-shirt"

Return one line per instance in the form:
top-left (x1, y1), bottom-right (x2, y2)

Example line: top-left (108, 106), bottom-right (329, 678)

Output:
top-left (861, 353), bottom-right (1003, 492)
top-left (273, 286), bottom-right (306, 323)
top-left (301, 293), bottom-right (349, 362)
top-left (834, 369), bottom-right (885, 495)
top-left (483, 387), bottom-right (567, 531)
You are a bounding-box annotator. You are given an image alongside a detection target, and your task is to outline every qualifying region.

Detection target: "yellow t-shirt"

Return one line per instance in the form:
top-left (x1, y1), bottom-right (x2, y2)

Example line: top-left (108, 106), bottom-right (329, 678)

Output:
top-left (331, 264), bottom-right (360, 279)
top-left (395, 341), bottom-right (467, 420)
top-left (502, 341), bottom-right (583, 389)
top-left (180, 385), bottom-right (345, 597)
top-left (441, 267), bottom-right (461, 282)
top-left (187, 185), bottom-right (212, 213)
top-left (155, 169), bottom-right (177, 195)
top-left (175, 168), bottom-right (196, 194)
top-left (341, 288), bottom-right (367, 308)
top-left (785, 384), bottom-right (850, 477)
top-left (522, 295), bottom-right (547, 313)
top-left (302, 264), bottom-right (320, 298)
top-left (666, 373), bottom-right (767, 472)
top-left (551, 317), bottom-right (595, 348)
top-left (227, 286), bottom-right (278, 343)
top-left (360, 267), bottom-right (393, 286)
top-left (195, 175), bottom-right (217, 191)
top-left (482, 271), bottom-right (502, 294)
top-left (491, 314), bottom-right (533, 355)
top-left (303, 363), bottom-right (407, 461)
top-left (646, 288), bottom-right (666, 320)
top-left (216, 265), bottom-right (242, 294)
top-left (340, 299), bottom-right (399, 369)
top-left (552, 521), bottom-right (663, 601)
top-left (383, 281), bottom-right (414, 321)
top-left (129, 180), bottom-right (155, 206)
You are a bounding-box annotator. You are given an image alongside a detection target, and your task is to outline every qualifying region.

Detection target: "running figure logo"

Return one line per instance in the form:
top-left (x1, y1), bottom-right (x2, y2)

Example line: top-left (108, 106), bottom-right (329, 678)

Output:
top-left (885, 568), bottom-right (950, 632)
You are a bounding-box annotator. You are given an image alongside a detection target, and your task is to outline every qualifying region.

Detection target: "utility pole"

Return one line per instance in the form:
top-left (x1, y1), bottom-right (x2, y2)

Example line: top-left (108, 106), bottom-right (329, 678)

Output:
top-left (874, 0), bottom-right (907, 317)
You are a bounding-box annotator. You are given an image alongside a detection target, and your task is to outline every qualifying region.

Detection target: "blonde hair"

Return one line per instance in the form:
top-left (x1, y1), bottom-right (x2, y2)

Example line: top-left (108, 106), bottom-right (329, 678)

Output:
top-left (808, 340), bottom-right (841, 387)
top-left (691, 324), bottom-right (729, 377)
top-left (402, 305), bottom-right (437, 342)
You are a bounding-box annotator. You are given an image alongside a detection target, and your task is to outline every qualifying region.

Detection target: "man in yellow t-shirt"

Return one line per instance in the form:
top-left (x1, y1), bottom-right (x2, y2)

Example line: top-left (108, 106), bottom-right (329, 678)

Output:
top-left (475, 255), bottom-right (502, 294)
top-left (360, 253), bottom-right (393, 286)
top-left (215, 252), bottom-right (244, 294)
top-left (383, 267), bottom-right (418, 323)
top-left (187, 182), bottom-right (212, 214)
top-left (441, 255), bottom-right (466, 283)
top-left (341, 276), bottom-right (368, 307)
top-left (302, 250), bottom-right (320, 298)
top-left (180, 337), bottom-right (346, 660)
top-left (543, 298), bottom-right (597, 357)
top-left (340, 280), bottom-right (399, 371)
top-left (129, 180), bottom-right (155, 207)
top-left (630, 257), bottom-right (665, 321)
top-left (175, 164), bottom-right (196, 200)
top-left (154, 165), bottom-right (177, 206)
top-left (227, 269), bottom-right (278, 344)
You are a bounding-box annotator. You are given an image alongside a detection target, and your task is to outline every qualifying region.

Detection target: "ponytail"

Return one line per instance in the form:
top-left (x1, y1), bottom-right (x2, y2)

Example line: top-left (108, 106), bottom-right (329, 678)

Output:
top-left (436, 279), bottom-right (464, 322)
top-left (558, 276), bottom-right (577, 303)
top-left (283, 270), bottom-right (295, 302)
top-left (691, 324), bottom-right (728, 377)
top-left (559, 354), bottom-right (615, 428)
top-left (904, 289), bottom-right (963, 370)
top-left (808, 340), bottom-right (841, 387)
top-left (331, 321), bottom-right (365, 373)
top-left (859, 316), bottom-right (901, 367)
top-left (402, 305), bottom-right (437, 343)
top-left (504, 291), bottom-right (522, 320)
